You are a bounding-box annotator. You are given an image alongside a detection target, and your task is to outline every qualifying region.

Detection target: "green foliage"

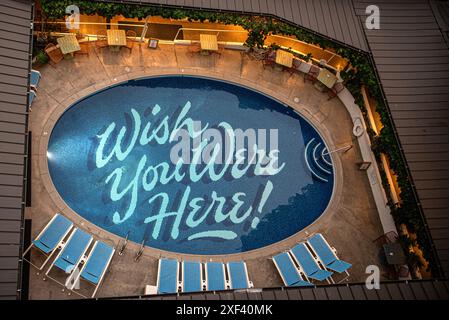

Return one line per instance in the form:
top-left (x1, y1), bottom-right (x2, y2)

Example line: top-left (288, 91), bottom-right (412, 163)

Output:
top-left (35, 50), bottom-right (49, 65)
top-left (40, 0), bottom-right (439, 276)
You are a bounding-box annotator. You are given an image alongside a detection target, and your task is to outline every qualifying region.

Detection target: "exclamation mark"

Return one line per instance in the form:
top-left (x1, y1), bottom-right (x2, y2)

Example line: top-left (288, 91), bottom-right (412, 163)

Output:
top-left (251, 180), bottom-right (274, 229)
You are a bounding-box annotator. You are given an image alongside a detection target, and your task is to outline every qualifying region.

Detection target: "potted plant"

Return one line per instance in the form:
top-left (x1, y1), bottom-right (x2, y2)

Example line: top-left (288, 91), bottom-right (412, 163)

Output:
top-left (33, 50), bottom-right (49, 68)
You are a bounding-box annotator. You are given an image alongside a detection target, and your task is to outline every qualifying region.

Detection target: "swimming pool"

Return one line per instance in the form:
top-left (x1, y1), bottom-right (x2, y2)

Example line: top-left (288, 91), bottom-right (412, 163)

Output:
top-left (47, 76), bottom-right (334, 255)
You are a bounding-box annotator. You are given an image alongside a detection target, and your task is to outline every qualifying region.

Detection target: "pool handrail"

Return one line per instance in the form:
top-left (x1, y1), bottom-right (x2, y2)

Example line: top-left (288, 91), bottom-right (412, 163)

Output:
top-left (205, 262), bottom-right (228, 291)
top-left (44, 228), bottom-right (93, 287)
top-left (226, 261), bottom-right (253, 290)
top-left (157, 258), bottom-right (180, 294)
top-left (70, 240), bottom-right (116, 298)
top-left (272, 252), bottom-right (314, 287)
top-left (307, 233), bottom-right (352, 276)
top-left (22, 213), bottom-right (74, 270)
top-left (181, 260), bottom-right (204, 293)
top-left (289, 242), bottom-right (334, 283)
top-left (304, 138), bottom-right (328, 182)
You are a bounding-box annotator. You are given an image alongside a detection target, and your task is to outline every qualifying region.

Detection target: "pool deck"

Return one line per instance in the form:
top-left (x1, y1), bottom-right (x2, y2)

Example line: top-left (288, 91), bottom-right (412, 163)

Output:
top-left (27, 42), bottom-right (386, 299)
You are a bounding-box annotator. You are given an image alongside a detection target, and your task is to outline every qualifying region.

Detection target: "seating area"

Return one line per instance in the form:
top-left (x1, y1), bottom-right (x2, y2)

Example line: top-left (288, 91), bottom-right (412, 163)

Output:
top-left (153, 234), bottom-right (350, 295)
top-left (37, 32), bottom-right (346, 106)
top-left (42, 30), bottom-right (136, 66)
top-left (261, 48), bottom-right (344, 98)
top-left (272, 233), bottom-right (351, 287)
top-left (23, 214), bottom-right (115, 298)
top-left (156, 259), bottom-right (253, 294)
top-left (24, 214), bottom-right (350, 297)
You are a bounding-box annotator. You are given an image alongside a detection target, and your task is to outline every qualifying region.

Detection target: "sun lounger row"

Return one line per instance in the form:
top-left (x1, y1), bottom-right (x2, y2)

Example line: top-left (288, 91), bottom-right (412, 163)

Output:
top-left (22, 213), bottom-right (115, 298)
top-left (273, 233), bottom-right (351, 287)
top-left (157, 259), bottom-right (253, 294)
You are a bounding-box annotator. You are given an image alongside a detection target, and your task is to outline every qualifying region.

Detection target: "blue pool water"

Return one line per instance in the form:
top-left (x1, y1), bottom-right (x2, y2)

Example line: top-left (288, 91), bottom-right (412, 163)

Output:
top-left (47, 76), bottom-right (334, 255)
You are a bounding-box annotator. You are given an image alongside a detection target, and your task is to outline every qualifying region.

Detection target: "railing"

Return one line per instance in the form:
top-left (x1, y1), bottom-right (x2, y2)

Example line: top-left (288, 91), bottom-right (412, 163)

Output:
top-left (33, 21), bottom-right (146, 42)
top-left (173, 27), bottom-right (248, 44)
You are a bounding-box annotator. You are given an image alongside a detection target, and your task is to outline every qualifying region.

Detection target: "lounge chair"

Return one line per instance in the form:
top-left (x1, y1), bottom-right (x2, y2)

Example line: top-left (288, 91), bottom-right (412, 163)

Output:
top-left (227, 261), bottom-right (253, 289)
top-left (272, 252), bottom-right (314, 287)
top-left (205, 262), bottom-right (227, 291)
top-left (22, 213), bottom-right (73, 270)
top-left (290, 242), bottom-right (334, 283)
top-left (28, 90), bottom-right (36, 108)
top-left (157, 258), bottom-right (179, 294)
top-left (307, 233), bottom-right (352, 276)
top-left (71, 240), bottom-right (115, 298)
top-left (30, 70), bottom-right (41, 90)
top-left (181, 261), bottom-right (204, 293)
top-left (44, 228), bottom-right (93, 287)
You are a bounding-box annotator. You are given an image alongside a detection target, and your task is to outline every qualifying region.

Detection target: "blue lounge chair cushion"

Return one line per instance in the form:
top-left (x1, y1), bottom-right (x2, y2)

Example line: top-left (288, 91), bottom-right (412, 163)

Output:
top-left (33, 239), bottom-right (51, 253)
top-left (33, 214), bottom-right (72, 254)
top-left (206, 262), bottom-right (226, 291)
top-left (158, 259), bottom-right (178, 294)
top-left (30, 70), bottom-right (41, 87)
top-left (309, 269), bottom-right (334, 281)
top-left (183, 261), bottom-right (202, 293)
top-left (54, 229), bottom-right (92, 272)
top-left (29, 91), bottom-right (36, 106)
top-left (327, 259), bottom-right (352, 273)
top-left (228, 261), bottom-right (249, 289)
top-left (81, 242), bottom-right (114, 284)
top-left (308, 234), bottom-right (338, 265)
top-left (290, 243), bottom-right (333, 281)
top-left (54, 257), bottom-right (76, 273)
top-left (273, 252), bottom-right (313, 287)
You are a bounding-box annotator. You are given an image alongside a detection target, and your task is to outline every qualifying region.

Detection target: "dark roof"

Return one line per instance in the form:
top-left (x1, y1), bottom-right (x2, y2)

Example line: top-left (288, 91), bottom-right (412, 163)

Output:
top-left (431, 0), bottom-right (449, 44)
top-left (0, 0), bottom-right (33, 300)
top-left (354, 0), bottom-right (449, 277)
top-left (103, 280), bottom-right (449, 300)
top-left (124, 0), bottom-right (368, 51)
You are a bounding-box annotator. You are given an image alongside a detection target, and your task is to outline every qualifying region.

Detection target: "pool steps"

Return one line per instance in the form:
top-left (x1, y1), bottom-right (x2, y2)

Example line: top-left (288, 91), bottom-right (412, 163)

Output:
top-left (304, 138), bottom-right (333, 183)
